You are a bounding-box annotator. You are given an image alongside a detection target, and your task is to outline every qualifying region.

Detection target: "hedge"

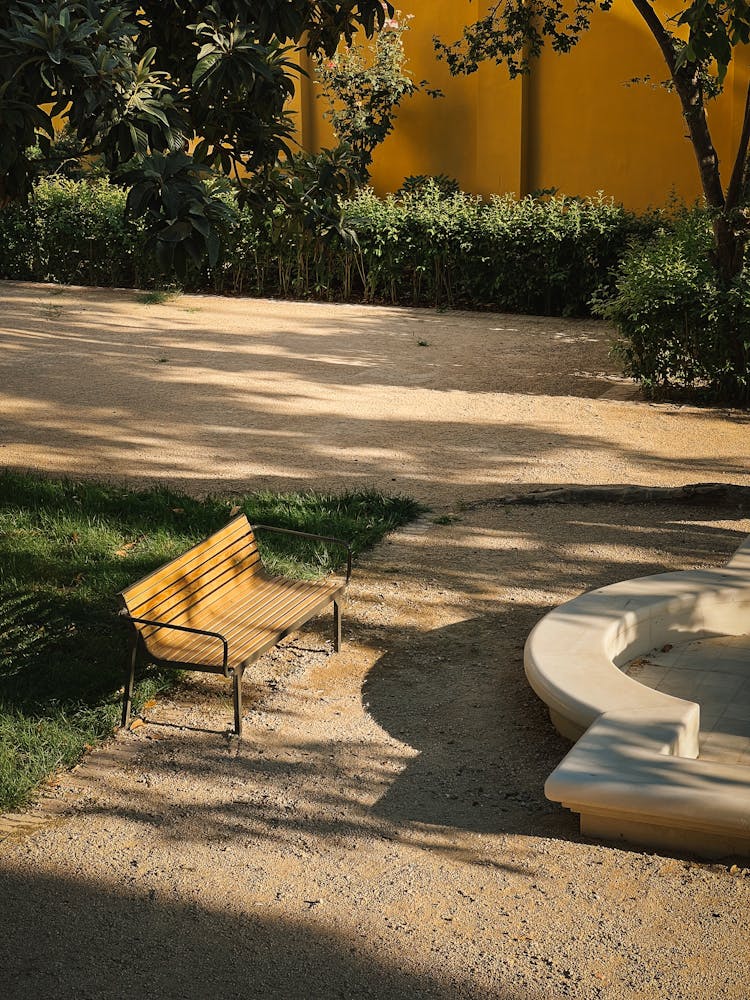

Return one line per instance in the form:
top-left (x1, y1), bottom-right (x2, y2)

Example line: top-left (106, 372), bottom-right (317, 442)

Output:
top-left (0, 178), bottom-right (652, 317)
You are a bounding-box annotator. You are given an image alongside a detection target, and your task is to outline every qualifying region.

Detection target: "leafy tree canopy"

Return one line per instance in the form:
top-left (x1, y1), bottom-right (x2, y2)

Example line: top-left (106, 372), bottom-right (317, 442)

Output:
top-left (0, 1), bottom-right (392, 270)
top-left (436, 0), bottom-right (750, 82)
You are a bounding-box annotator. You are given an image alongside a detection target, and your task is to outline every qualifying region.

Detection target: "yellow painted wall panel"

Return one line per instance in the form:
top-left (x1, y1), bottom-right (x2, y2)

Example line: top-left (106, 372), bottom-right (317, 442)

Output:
top-left (526, 6), bottom-right (693, 206)
top-left (368, 0), bottom-right (481, 193)
top-left (293, 2), bottom-right (750, 209)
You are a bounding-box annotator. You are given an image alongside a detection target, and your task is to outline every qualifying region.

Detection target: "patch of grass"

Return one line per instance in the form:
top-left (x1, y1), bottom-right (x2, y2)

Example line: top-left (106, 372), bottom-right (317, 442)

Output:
top-left (432, 514), bottom-right (461, 525)
top-left (137, 289), bottom-right (179, 305)
top-left (0, 471), bottom-right (421, 811)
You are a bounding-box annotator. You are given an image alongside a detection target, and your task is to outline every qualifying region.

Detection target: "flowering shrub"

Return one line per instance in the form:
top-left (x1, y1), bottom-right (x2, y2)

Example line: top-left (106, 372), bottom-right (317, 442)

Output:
top-left (315, 9), bottom-right (426, 181)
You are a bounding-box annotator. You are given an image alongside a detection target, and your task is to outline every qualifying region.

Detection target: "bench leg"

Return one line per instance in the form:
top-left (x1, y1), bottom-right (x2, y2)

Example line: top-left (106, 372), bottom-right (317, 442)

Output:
top-left (233, 671), bottom-right (243, 737)
top-left (121, 637), bottom-right (137, 730)
top-left (333, 599), bottom-right (342, 653)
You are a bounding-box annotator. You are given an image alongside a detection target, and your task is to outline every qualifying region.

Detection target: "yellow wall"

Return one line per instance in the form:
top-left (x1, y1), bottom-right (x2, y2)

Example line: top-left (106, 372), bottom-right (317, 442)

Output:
top-left (293, 1), bottom-right (750, 210)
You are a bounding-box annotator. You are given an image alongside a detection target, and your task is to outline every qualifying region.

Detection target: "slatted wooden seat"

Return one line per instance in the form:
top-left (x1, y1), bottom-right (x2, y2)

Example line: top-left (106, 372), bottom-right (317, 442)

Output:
top-left (119, 514), bottom-right (351, 736)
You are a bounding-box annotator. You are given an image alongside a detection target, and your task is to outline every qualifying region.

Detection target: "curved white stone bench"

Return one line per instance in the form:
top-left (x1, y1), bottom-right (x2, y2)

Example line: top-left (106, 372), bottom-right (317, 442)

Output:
top-left (524, 536), bottom-right (750, 857)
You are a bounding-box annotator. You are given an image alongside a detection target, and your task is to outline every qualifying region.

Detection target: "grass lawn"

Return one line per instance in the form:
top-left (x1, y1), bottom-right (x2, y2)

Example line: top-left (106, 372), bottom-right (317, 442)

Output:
top-left (0, 471), bottom-right (421, 812)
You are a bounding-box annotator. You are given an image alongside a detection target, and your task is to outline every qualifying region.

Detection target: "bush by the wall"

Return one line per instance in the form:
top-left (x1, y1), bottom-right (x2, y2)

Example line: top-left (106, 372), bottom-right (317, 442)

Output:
top-left (0, 176), bottom-right (650, 317)
top-left (594, 210), bottom-right (750, 404)
top-left (339, 186), bottom-right (650, 314)
top-left (213, 183), bottom-right (655, 315)
top-left (0, 178), bottom-right (146, 287)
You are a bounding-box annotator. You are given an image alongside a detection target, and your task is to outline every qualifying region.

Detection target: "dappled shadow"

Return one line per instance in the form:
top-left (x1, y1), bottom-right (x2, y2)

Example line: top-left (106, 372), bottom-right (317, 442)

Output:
top-left (0, 280), bottom-right (622, 395)
top-left (3, 281), bottom-right (748, 504)
top-left (41, 500), bottom-right (749, 862)
top-left (0, 867), bottom-right (539, 1000)
top-left (358, 503), bottom-right (750, 841)
top-left (363, 615), bottom-right (572, 839)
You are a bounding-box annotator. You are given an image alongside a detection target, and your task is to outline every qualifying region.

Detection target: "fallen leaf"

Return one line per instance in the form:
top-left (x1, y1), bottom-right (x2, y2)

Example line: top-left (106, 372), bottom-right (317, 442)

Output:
top-left (171, 507), bottom-right (185, 514)
top-left (143, 699), bottom-right (157, 710)
top-left (115, 535), bottom-right (146, 557)
top-left (129, 718), bottom-right (145, 731)
top-left (229, 504), bottom-right (242, 517)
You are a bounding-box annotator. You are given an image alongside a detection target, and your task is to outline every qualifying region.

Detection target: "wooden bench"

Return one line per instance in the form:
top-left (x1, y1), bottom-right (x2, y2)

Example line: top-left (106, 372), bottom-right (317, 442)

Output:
top-left (119, 514), bottom-right (351, 736)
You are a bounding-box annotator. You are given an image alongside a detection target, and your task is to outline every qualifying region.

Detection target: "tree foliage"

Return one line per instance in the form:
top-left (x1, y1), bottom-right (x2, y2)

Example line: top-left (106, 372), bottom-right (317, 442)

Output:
top-left (436, 0), bottom-right (612, 77)
top-left (0, 1), bottom-right (392, 270)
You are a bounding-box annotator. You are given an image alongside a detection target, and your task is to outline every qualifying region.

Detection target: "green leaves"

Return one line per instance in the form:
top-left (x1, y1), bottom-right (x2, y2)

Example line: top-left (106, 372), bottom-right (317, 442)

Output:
top-left (0, 1), bottom-right (394, 264)
top-left (315, 11), bottom-right (425, 183)
top-left (676, 0), bottom-right (750, 82)
top-left (245, 144), bottom-right (363, 259)
top-left (121, 151), bottom-right (235, 274)
top-left (435, 0), bottom-right (608, 79)
top-left (598, 208), bottom-right (750, 403)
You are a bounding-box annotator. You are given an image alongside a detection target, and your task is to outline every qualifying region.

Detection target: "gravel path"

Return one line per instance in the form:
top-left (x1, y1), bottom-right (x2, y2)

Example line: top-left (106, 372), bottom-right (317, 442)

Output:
top-left (1, 282), bottom-right (750, 999)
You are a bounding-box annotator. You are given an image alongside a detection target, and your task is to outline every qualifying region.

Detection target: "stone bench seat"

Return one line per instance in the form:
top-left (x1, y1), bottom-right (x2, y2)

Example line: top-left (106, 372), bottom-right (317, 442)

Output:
top-left (524, 537), bottom-right (750, 857)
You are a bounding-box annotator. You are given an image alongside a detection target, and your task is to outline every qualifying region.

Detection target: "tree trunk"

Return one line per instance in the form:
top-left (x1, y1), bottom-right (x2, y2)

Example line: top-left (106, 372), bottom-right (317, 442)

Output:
top-left (712, 213), bottom-right (745, 284)
top-left (621, 1), bottom-right (749, 399)
top-left (630, 0), bottom-right (747, 282)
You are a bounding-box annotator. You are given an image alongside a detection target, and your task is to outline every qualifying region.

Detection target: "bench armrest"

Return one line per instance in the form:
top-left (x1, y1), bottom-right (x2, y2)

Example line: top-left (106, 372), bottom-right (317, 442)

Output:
top-left (120, 611), bottom-right (230, 676)
top-left (252, 524), bottom-right (353, 584)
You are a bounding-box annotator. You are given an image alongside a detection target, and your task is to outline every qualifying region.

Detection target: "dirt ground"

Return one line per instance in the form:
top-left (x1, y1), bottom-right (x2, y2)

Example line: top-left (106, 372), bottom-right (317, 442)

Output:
top-left (1, 281), bottom-right (750, 1000)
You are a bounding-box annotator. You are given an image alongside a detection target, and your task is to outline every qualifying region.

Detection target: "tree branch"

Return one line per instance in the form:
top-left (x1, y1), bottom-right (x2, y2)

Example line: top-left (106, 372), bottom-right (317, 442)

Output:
top-left (726, 80), bottom-right (750, 211)
top-left (629, 0), bottom-right (677, 74)
top-left (630, 0), bottom-right (725, 211)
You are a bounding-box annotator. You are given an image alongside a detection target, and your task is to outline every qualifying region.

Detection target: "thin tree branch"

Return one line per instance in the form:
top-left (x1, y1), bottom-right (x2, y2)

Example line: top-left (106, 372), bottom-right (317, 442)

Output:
top-left (629, 0), bottom-right (677, 74)
top-left (630, 0), bottom-right (726, 211)
top-left (726, 80), bottom-right (750, 211)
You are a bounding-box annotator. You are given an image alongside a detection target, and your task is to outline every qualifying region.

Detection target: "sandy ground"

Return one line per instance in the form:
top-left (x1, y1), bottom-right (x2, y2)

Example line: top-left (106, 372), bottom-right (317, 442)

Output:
top-left (1, 281), bottom-right (750, 999)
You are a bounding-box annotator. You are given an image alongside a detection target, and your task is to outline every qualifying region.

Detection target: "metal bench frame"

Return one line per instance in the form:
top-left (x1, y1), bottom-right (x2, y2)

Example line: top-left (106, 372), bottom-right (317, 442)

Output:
top-left (119, 518), bottom-right (352, 736)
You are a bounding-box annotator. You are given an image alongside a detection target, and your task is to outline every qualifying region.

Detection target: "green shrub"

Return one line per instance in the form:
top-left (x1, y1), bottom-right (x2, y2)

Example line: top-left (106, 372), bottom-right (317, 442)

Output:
top-left (0, 177), bottom-right (146, 287)
top-left (342, 186), bottom-right (650, 314)
top-left (397, 174), bottom-right (460, 198)
top-left (594, 209), bottom-right (750, 403)
top-left (0, 176), bottom-right (649, 317)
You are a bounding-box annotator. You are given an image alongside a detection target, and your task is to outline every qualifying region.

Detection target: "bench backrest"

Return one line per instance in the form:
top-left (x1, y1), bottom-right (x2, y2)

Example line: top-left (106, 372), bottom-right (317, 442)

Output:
top-left (120, 514), bottom-right (261, 625)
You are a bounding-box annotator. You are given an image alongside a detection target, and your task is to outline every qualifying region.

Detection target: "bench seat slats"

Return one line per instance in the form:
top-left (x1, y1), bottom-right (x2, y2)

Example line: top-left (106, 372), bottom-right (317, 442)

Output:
top-left (143, 577), bottom-right (343, 669)
top-left (140, 573), bottom-right (340, 656)
top-left (138, 570), bottom-right (327, 642)
top-left (119, 515), bottom-right (349, 735)
top-left (130, 545), bottom-right (262, 621)
top-left (134, 547), bottom-right (263, 626)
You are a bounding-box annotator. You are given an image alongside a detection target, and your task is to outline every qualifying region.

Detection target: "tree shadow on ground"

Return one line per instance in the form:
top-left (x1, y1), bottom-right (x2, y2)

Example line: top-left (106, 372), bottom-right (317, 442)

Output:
top-left (0, 867), bottom-right (543, 1000)
top-left (5, 280), bottom-right (748, 503)
top-left (362, 613), bottom-right (574, 840)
